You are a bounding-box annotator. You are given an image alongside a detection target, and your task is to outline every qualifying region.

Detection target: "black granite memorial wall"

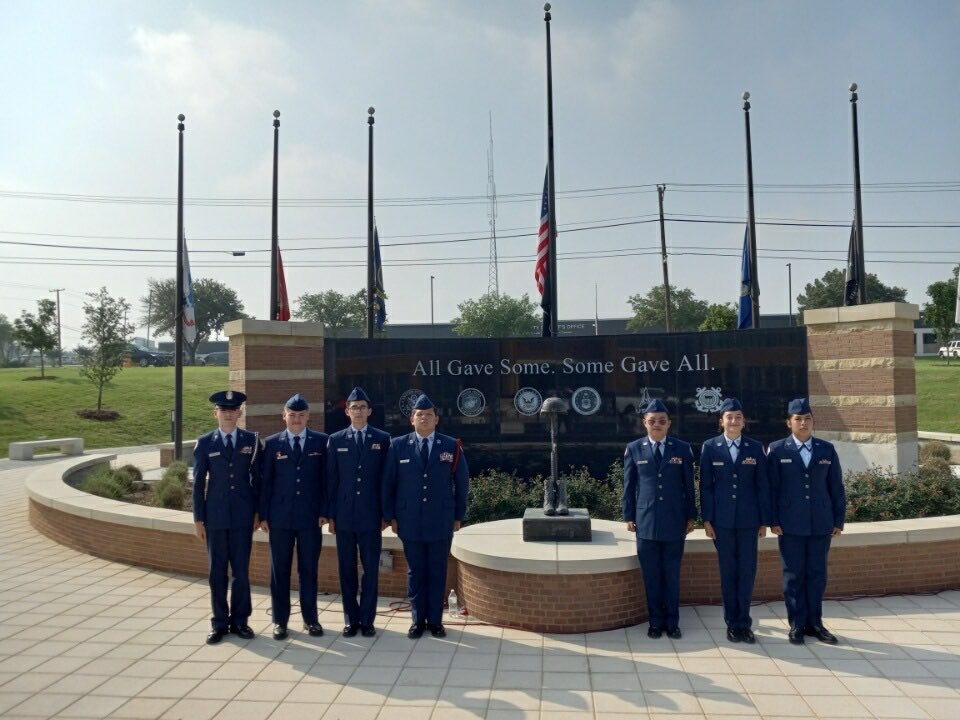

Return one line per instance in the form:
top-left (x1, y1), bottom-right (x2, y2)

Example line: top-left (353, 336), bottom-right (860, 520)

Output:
top-left (324, 328), bottom-right (807, 478)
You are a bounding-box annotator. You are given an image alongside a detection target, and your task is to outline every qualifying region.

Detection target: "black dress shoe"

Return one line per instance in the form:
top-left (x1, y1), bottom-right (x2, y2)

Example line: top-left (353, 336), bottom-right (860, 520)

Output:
top-left (647, 626), bottom-right (663, 639)
top-left (342, 624), bottom-right (359, 637)
top-left (206, 628), bottom-right (228, 645)
top-left (740, 628), bottom-right (756, 644)
top-left (304, 623), bottom-right (324, 637)
top-left (666, 627), bottom-right (682, 639)
top-left (273, 624), bottom-right (288, 640)
top-left (360, 625), bottom-right (376, 637)
top-left (726, 628), bottom-right (742, 643)
top-left (806, 625), bottom-right (838, 644)
top-left (408, 623), bottom-right (425, 639)
top-left (788, 626), bottom-right (805, 644)
top-left (429, 624), bottom-right (447, 638)
top-left (230, 624), bottom-right (255, 640)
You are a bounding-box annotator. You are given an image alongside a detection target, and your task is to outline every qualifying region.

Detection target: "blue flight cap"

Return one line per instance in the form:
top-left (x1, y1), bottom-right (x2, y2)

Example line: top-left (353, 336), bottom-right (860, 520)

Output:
top-left (718, 398), bottom-right (743, 414)
top-left (209, 390), bottom-right (246, 409)
top-left (285, 393), bottom-right (309, 411)
top-left (412, 393), bottom-right (435, 410)
top-left (787, 397), bottom-right (812, 415)
top-left (346, 387), bottom-right (371, 404)
top-left (643, 398), bottom-right (669, 415)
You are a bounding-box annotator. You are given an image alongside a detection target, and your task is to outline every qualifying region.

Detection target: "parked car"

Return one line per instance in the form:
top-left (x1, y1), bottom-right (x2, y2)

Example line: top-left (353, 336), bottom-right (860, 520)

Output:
top-left (197, 351), bottom-right (229, 367)
top-left (126, 344), bottom-right (170, 367)
top-left (939, 340), bottom-right (960, 358)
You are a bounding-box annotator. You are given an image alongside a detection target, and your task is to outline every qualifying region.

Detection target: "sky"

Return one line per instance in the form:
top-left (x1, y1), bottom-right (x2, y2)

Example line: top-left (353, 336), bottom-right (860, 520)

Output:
top-left (1, 0), bottom-right (958, 349)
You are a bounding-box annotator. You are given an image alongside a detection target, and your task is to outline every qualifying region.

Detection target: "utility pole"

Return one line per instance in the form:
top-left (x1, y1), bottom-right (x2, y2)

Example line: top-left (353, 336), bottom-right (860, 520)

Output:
top-left (146, 288), bottom-right (153, 347)
top-left (656, 185), bottom-right (672, 332)
top-left (49, 288), bottom-right (64, 366)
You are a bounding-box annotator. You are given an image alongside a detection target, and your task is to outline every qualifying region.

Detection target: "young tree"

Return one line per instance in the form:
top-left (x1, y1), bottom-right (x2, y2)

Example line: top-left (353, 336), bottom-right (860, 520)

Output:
top-left (797, 268), bottom-right (907, 315)
top-left (294, 289), bottom-right (366, 337)
top-left (626, 285), bottom-right (708, 332)
top-left (451, 292), bottom-right (539, 338)
top-left (140, 277), bottom-right (249, 361)
top-left (698, 303), bottom-right (738, 331)
top-left (12, 299), bottom-right (58, 378)
top-left (77, 287), bottom-right (134, 413)
top-left (922, 265), bottom-right (960, 364)
top-left (0, 314), bottom-right (23, 367)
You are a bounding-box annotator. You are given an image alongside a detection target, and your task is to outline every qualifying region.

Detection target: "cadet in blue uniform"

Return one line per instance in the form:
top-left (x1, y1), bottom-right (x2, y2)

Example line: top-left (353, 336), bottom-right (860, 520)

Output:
top-left (326, 387), bottom-right (391, 637)
top-left (623, 399), bottom-right (697, 639)
top-left (699, 398), bottom-right (771, 644)
top-left (382, 393), bottom-right (469, 639)
top-left (259, 394), bottom-right (328, 640)
top-left (193, 390), bottom-right (261, 644)
top-left (768, 398), bottom-right (845, 645)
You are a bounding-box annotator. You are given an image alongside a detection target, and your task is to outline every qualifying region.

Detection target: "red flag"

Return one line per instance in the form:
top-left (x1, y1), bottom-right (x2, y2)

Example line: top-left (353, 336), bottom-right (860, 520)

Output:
top-left (276, 246), bottom-right (291, 321)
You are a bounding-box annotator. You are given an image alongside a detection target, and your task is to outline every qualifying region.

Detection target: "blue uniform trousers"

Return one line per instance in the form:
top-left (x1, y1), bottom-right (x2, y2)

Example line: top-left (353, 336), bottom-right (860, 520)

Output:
top-left (713, 526), bottom-right (759, 631)
top-left (778, 533), bottom-right (832, 629)
top-left (637, 537), bottom-right (685, 630)
top-left (269, 526), bottom-right (322, 626)
top-left (402, 538), bottom-right (451, 628)
top-left (206, 528), bottom-right (253, 631)
top-left (336, 529), bottom-right (383, 627)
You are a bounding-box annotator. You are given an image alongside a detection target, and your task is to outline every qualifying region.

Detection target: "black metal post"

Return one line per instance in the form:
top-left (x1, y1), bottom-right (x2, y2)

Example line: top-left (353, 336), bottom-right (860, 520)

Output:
top-left (544, 3), bottom-right (559, 337)
top-left (270, 110), bottom-right (280, 319)
top-left (657, 184), bottom-right (672, 332)
top-left (50, 288), bottom-right (64, 366)
top-left (175, 113), bottom-right (185, 461)
top-left (850, 83), bottom-right (867, 304)
top-left (786, 263), bottom-right (793, 326)
top-left (367, 107), bottom-right (376, 339)
top-left (743, 92), bottom-right (760, 327)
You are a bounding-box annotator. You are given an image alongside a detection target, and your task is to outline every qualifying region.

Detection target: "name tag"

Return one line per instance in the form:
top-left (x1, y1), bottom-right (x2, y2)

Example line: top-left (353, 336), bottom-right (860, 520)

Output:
top-left (208, 451), bottom-right (220, 457)
top-left (780, 458), bottom-right (792, 464)
top-left (712, 461), bottom-right (724, 466)
top-left (338, 447), bottom-right (349, 453)
top-left (308, 451), bottom-right (322, 456)
top-left (399, 458), bottom-right (410, 464)
top-left (818, 459), bottom-right (832, 465)
top-left (638, 460), bottom-right (648, 465)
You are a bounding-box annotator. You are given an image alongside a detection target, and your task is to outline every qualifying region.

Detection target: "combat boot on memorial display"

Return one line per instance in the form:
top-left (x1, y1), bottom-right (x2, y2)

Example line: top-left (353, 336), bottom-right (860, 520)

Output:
top-left (555, 480), bottom-right (569, 516)
top-left (543, 478), bottom-right (557, 516)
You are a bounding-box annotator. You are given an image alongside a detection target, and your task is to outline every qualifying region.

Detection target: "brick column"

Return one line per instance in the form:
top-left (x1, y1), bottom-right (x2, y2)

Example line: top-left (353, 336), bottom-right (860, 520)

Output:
top-left (223, 319), bottom-right (326, 435)
top-left (804, 302), bottom-right (919, 474)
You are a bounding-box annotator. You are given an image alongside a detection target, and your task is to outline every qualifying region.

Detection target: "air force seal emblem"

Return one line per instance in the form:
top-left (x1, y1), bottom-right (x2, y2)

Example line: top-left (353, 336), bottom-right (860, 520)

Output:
top-left (571, 386), bottom-right (601, 416)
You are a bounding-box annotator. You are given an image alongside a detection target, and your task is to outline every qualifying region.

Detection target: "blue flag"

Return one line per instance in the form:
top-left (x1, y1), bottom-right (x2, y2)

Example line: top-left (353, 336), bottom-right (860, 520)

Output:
top-left (737, 227), bottom-right (752, 329)
top-left (373, 225), bottom-right (387, 331)
top-left (844, 219), bottom-right (860, 306)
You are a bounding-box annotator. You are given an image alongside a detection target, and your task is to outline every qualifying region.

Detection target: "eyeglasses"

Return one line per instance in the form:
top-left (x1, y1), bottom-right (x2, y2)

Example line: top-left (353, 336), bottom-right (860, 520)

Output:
top-left (645, 417), bottom-right (669, 425)
top-left (346, 405), bottom-right (369, 411)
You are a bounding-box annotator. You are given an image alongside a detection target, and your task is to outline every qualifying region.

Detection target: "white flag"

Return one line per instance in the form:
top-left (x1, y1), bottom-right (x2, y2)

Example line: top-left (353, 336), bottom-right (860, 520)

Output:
top-left (182, 235), bottom-right (197, 344)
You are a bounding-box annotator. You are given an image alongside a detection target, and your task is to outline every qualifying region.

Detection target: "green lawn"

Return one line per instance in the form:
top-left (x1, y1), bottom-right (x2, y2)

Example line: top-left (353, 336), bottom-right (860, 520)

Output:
top-left (916, 356), bottom-right (960, 434)
top-left (0, 366), bottom-right (228, 458)
top-left (0, 357), bottom-right (956, 458)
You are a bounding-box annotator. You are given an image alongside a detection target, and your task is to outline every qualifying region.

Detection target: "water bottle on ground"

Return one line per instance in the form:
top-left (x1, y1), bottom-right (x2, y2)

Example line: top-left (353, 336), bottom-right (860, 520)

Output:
top-left (447, 589), bottom-right (459, 618)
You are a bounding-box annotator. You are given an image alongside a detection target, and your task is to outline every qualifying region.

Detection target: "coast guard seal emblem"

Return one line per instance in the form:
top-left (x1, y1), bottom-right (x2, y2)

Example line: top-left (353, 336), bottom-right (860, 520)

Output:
top-left (514, 387), bottom-right (543, 416)
top-left (694, 387), bottom-right (723, 413)
top-left (399, 388), bottom-right (424, 417)
top-left (457, 388), bottom-right (485, 417)
top-left (571, 386), bottom-right (601, 416)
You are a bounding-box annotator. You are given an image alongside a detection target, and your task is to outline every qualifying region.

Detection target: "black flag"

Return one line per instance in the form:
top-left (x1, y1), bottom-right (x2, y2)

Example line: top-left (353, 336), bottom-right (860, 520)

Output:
top-left (844, 219), bottom-right (861, 306)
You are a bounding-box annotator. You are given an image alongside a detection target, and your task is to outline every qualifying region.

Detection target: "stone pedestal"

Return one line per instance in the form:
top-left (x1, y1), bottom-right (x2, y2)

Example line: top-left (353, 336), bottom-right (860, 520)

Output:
top-left (804, 302), bottom-right (919, 474)
top-left (522, 508), bottom-right (591, 541)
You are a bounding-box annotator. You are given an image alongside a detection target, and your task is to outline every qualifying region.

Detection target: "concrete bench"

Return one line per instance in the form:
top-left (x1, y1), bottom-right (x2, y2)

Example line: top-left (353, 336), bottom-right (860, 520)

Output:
top-left (9, 438), bottom-right (84, 461)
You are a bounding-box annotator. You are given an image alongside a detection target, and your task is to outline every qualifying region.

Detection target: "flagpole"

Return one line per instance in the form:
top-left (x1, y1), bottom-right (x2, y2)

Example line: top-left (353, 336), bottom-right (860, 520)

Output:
top-left (849, 83), bottom-right (866, 304)
top-left (657, 184), bottom-right (672, 332)
top-left (174, 113), bottom-right (185, 462)
top-left (367, 107), bottom-right (375, 340)
top-left (270, 110), bottom-right (280, 319)
top-left (544, 3), bottom-right (559, 337)
top-left (742, 92), bottom-right (760, 327)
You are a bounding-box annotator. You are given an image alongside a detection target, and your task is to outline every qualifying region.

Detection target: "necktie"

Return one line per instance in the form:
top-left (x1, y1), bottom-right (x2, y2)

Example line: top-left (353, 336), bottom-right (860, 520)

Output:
top-left (729, 441), bottom-right (739, 463)
top-left (355, 431), bottom-right (363, 451)
top-left (654, 442), bottom-right (663, 467)
top-left (224, 434), bottom-right (233, 457)
top-left (420, 437), bottom-right (429, 466)
top-left (293, 435), bottom-right (302, 464)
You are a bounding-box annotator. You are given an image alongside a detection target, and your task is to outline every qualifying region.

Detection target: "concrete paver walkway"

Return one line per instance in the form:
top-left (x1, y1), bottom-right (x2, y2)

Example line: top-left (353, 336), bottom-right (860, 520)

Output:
top-left (1, 450), bottom-right (959, 719)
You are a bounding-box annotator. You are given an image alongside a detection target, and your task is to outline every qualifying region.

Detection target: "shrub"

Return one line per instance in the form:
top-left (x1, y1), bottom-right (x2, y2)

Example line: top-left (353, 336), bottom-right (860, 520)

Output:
top-left (155, 478), bottom-right (187, 509)
top-left (563, 465), bottom-right (622, 520)
top-left (845, 465), bottom-right (960, 522)
top-left (116, 463), bottom-right (143, 483)
top-left (112, 465), bottom-right (140, 494)
top-left (81, 467), bottom-right (126, 500)
top-left (163, 461), bottom-right (189, 484)
top-left (920, 441), bottom-right (952, 464)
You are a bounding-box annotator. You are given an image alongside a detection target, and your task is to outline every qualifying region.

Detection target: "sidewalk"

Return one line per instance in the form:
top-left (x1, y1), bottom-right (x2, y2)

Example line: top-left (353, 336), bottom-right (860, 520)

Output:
top-left (1, 450), bottom-right (959, 719)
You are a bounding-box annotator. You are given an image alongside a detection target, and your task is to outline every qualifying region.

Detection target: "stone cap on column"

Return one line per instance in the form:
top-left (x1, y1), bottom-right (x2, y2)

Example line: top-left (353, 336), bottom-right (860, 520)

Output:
top-left (803, 302), bottom-right (919, 327)
top-left (224, 318), bottom-right (326, 338)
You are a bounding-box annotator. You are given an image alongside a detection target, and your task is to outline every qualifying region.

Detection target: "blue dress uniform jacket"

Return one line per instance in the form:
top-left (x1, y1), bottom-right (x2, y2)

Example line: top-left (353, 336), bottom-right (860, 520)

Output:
top-left (326, 425), bottom-right (392, 628)
top-left (623, 436), bottom-right (697, 541)
top-left (767, 435), bottom-right (846, 630)
top-left (382, 431), bottom-right (470, 629)
top-left (623, 435), bottom-right (696, 631)
top-left (700, 435), bottom-right (771, 529)
top-left (192, 428), bottom-right (261, 632)
top-left (260, 428), bottom-right (328, 627)
top-left (699, 434), bottom-right (771, 632)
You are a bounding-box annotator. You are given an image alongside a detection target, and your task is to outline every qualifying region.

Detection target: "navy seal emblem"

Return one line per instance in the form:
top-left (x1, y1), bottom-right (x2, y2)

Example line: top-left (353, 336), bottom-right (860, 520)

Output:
top-left (514, 387), bottom-right (543, 416)
top-left (399, 388), bottom-right (424, 417)
top-left (457, 388), bottom-right (485, 417)
top-left (694, 387), bottom-right (723, 413)
top-left (571, 386), bottom-right (601, 416)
